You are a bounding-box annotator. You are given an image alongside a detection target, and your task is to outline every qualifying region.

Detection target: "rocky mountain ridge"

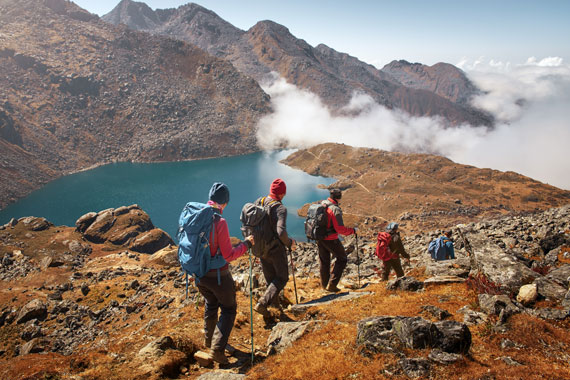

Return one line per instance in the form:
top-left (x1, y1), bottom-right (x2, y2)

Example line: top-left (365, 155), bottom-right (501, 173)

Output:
top-left (103, 0), bottom-right (493, 126)
top-left (0, 0), bottom-right (270, 209)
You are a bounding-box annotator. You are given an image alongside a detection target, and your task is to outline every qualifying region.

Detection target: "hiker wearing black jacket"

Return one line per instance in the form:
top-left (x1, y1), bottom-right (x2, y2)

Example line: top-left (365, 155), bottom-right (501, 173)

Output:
top-left (253, 178), bottom-right (296, 317)
top-left (318, 188), bottom-right (356, 292)
top-left (198, 183), bottom-right (254, 364)
top-left (381, 222), bottom-right (410, 280)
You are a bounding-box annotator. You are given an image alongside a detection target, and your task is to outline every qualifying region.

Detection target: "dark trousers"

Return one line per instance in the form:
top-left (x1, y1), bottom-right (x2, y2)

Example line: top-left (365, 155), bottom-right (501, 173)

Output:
top-left (317, 239), bottom-right (348, 288)
top-left (381, 257), bottom-right (404, 281)
top-left (196, 270), bottom-right (236, 352)
top-left (258, 248), bottom-right (289, 307)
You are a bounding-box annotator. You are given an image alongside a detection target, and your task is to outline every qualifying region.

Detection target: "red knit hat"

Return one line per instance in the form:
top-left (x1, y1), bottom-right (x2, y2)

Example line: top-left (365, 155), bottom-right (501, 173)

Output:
top-left (269, 178), bottom-right (287, 197)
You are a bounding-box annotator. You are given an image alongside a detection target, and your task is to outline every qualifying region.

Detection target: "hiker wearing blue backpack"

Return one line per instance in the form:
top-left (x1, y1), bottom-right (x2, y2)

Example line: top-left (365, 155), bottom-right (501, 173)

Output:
top-left (428, 230), bottom-right (455, 260)
top-left (252, 178), bottom-right (296, 318)
top-left (178, 182), bottom-right (254, 364)
top-left (316, 188), bottom-right (356, 292)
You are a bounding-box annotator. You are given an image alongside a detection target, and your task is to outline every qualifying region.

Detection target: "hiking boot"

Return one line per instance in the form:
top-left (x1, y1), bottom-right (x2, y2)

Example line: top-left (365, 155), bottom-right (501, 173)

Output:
top-left (208, 349), bottom-right (229, 365)
top-left (326, 284), bottom-right (341, 293)
top-left (254, 302), bottom-right (270, 317)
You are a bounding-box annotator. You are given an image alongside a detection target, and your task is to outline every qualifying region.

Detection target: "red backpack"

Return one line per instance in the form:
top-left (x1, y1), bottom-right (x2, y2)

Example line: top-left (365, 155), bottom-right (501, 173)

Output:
top-left (375, 232), bottom-right (397, 261)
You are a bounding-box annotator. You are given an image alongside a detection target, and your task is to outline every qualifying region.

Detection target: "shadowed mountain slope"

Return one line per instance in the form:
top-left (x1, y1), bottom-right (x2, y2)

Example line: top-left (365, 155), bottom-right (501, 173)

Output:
top-left (0, 0), bottom-right (270, 209)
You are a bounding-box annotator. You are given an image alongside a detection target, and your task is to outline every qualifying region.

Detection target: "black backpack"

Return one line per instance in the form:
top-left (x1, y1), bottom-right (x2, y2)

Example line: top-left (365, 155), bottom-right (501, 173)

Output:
top-left (305, 201), bottom-right (330, 240)
top-left (240, 197), bottom-right (279, 258)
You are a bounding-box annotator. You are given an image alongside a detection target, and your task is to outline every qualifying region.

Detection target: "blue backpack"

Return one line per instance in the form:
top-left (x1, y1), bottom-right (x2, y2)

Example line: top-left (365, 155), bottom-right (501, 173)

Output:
top-left (177, 202), bottom-right (227, 286)
top-left (428, 237), bottom-right (447, 261)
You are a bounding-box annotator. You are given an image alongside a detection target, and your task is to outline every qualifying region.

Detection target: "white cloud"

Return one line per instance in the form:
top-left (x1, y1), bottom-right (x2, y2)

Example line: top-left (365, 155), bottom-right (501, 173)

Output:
top-left (256, 58), bottom-right (570, 190)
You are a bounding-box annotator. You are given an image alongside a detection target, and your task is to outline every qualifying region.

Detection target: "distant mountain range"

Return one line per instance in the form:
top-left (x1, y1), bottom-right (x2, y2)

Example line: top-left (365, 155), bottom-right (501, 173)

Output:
top-left (102, 0), bottom-right (493, 126)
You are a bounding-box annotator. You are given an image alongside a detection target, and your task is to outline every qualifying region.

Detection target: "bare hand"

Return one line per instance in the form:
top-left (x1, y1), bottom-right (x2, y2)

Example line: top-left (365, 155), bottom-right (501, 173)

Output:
top-left (246, 235), bottom-right (255, 246)
top-left (290, 239), bottom-right (297, 251)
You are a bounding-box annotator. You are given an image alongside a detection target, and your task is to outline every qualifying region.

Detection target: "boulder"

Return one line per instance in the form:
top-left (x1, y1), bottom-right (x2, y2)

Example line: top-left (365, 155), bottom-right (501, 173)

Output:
top-left (17, 299), bottom-right (47, 324)
top-left (83, 210), bottom-right (115, 243)
top-left (267, 321), bottom-right (323, 355)
top-left (425, 257), bottom-right (471, 278)
top-left (469, 239), bottom-right (540, 294)
top-left (478, 294), bottom-right (520, 316)
top-left (356, 316), bottom-right (403, 355)
top-left (75, 212), bottom-right (97, 233)
top-left (130, 229), bottom-right (174, 254)
top-left (421, 305), bottom-right (451, 320)
top-left (19, 337), bottom-right (49, 355)
top-left (386, 276), bottom-right (423, 292)
top-left (19, 217), bottom-right (52, 231)
top-left (533, 277), bottom-right (568, 302)
top-left (433, 320), bottom-right (472, 354)
top-left (67, 240), bottom-right (92, 256)
top-left (424, 275), bottom-right (466, 285)
top-left (138, 336), bottom-right (175, 359)
top-left (357, 316), bottom-right (471, 356)
top-left (517, 284), bottom-right (538, 306)
top-left (546, 264), bottom-right (570, 288)
top-left (392, 317), bottom-right (436, 349)
top-left (148, 245), bottom-right (179, 267)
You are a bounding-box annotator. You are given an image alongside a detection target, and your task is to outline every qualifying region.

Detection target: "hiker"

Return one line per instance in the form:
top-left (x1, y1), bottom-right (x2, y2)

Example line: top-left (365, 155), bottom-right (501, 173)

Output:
top-left (253, 178), bottom-right (296, 317)
top-left (381, 222), bottom-right (410, 281)
top-left (317, 188), bottom-right (356, 292)
top-left (429, 230), bottom-right (455, 260)
top-left (196, 183), bottom-right (254, 364)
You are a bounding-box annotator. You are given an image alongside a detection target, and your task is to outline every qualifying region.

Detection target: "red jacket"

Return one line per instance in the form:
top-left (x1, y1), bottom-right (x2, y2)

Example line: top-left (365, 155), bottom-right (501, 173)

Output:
top-left (207, 201), bottom-right (248, 271)
top-left (324, 198), bottom-right (355, 240)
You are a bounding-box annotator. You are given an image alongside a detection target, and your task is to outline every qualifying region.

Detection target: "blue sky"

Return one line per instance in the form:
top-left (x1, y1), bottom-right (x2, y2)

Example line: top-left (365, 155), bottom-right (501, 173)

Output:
top-left (73, 0), bottom-right (570, 68)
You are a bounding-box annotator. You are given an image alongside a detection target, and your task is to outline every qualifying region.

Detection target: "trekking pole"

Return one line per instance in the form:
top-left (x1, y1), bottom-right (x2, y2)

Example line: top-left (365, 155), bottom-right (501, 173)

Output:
top-left (248, 249), bottom-right (254, 365)
top-left (288, 248), bottom-right (299, 304)
top-left (355, 233), bottom-right (361, 289)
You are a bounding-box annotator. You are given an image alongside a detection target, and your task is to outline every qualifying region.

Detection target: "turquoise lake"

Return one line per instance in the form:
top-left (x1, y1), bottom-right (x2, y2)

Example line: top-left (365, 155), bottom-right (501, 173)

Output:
top-left (0, 151), bottom-right (334, 241)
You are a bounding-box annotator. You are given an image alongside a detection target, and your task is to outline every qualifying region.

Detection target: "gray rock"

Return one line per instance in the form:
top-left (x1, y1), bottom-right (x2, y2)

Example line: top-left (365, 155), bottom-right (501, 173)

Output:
top-left (457, 305), bottom-right (488, 325)
top-left (386, 276), bottom-right (423, 292)
top-left (19, 217), bottom-right (52, 231)
top-left (533, 277), bottom-right (568, 301)
top-left (267, 321), bottom-right (323, 355)
top-left (19, 337), bottom-right (49, 355)
top-left (478, 294), bottom-right (520, 316)
top-left (424, 275), bottom-right (466, 285)
top-left (398, 357), bottom-right (431, 378)
top-left (562, 289), bottom-right (570, 309)
top-left (138, 336), bottom-right (175, 359)
top-left (499, 356), bottom-right (523, 366)
top-left (421, 305), bottom-right (451, 320)
top-left (129, 228), bottom-right (174, 254)
top-left (196, 373), bottom-right (246, 380)
top-left (83, 210), bottom-right (116, 243)
top-left (433, 320), bottom-right (472, 354)
top-left (526, 308), bottom-right (569, 320)
top-left (356, 316), bottom-right (403, 355)
top-left (546, 264), bottom-right (570, 288)
top-left (75, 212), bottom-right (98, 233)
top-left (393, 317), bottom-right (436, 349)
top-left (17, 299), bottom-right (47, 324)
top-left (428, 349), bottom-right (463, 365)
top-left (425, 257), bottom-right (471, 278)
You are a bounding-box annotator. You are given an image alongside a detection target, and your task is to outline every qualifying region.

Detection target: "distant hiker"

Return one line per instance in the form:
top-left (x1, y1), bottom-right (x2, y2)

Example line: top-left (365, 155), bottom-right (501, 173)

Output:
top-left (376, 222), bottom-right (410, 281)
top-left (252, 178), bottom-right (296, 317)
top-left (184, 182), bottom-right (254, 364)
top-left (315, 188), bottom-right (356, 292)
top-left (428, 230), bottom-right (455, 260)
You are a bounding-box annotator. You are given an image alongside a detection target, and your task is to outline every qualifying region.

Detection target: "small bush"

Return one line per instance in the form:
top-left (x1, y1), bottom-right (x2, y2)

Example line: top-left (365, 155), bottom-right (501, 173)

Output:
top-left (466, 273), bottom-right (503, 295)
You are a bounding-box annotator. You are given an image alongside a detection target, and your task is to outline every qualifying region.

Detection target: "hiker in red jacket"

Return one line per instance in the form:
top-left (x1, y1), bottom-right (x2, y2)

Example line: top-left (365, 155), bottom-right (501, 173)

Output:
top-left (318, 188), bottom-right (356, 292)
top-left (198, 182), bottom-right (254, 364)
top-left (253, 178), bottom-right (296, 317)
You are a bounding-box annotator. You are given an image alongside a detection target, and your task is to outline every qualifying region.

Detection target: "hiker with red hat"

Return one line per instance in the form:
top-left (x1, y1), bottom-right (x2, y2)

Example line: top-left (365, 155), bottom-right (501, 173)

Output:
top-left (252, 178), bottom-right (296, 317)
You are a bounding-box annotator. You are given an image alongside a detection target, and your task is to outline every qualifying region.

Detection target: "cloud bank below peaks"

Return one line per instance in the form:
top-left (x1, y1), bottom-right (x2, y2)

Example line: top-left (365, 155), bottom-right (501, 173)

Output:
top-left (256, 58), bottom-right (570, 190)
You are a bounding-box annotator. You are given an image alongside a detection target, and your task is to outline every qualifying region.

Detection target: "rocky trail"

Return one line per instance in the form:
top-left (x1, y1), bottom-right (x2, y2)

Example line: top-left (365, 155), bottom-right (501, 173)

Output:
top-left (0, 203), bottom-right (568, 379)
